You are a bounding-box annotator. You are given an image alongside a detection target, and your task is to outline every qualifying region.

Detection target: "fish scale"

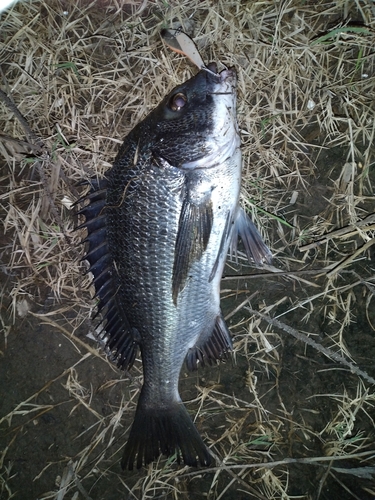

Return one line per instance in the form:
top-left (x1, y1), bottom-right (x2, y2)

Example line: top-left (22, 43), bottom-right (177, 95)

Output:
top-left (78, 63), bottom-right (272, 470)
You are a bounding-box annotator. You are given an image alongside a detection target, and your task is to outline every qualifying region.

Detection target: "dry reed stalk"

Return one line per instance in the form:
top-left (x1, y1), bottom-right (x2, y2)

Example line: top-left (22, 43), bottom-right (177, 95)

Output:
top-left (1, 1), bottom-right (375, 499)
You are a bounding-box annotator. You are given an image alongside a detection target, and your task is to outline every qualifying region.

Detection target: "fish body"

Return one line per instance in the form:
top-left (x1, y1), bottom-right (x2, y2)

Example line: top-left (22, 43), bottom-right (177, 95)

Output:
top-left (78, 63), bottom-right (271, 470)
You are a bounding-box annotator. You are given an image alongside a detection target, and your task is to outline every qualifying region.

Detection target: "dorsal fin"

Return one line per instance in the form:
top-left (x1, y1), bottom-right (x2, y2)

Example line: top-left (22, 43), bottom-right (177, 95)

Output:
top-left (76, 177), bottom-right (138, 371)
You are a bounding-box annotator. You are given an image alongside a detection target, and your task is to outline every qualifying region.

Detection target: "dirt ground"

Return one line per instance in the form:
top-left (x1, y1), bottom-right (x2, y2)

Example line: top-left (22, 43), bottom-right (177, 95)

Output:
top-left (1, 144), bottom-right (374, 500)
top-left (1, 1), bottom-right (375, 499)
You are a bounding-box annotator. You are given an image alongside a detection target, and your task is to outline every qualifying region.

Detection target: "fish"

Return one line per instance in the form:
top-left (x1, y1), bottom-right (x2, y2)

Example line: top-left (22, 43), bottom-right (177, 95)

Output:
top-left (77, 61), bottom-right (272, 470)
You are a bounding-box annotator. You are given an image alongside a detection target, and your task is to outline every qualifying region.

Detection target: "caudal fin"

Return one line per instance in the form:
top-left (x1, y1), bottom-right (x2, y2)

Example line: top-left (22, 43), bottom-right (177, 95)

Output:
top-left (121, 397), bottom-right (212, 470)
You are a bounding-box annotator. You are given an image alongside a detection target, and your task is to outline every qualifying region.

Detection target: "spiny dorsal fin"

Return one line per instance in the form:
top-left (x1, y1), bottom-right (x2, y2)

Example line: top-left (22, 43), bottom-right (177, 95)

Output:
top-left (76, 177), bottom-right (138, 371)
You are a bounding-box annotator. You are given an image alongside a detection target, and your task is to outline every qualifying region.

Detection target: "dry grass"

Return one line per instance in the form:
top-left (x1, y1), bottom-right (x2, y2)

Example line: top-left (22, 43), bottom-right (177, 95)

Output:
top-left (1, 0), bottom-right (375, 498)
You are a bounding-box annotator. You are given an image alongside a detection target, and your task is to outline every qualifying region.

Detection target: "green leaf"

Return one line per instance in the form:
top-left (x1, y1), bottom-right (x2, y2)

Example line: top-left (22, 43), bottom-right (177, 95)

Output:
top-left (311, 26), bottom-right (373, 45)
top-left (53, 61), bottom-right (80, 79)
top-left (247, 199), bottom-right (293, 229)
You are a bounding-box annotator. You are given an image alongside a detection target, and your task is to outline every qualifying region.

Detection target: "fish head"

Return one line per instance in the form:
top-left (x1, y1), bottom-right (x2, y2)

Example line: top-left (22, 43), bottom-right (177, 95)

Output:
top-left (145, 64), bottom-right (240, 169)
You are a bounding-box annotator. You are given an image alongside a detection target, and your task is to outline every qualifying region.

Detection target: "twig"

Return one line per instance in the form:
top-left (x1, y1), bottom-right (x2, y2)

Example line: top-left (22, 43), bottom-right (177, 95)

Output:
top-left (326, 239), bottom-right (375, 278)
top-left (180, 450), bottom-right (375, 477)
top-left (222, 268), bottom-right (328, 281)
top-left (299, 214), bottom-right (375, 252)
top-left (224, 293), bottom-right (258, 321)
top-left (0, 133), bottom-right (43, 154)
top-left (246, 308), bottom-right (375, 385)
top-left (0, 86), bottom-right (80, 256)
top-left (0, 88), bottom-right (44, 150)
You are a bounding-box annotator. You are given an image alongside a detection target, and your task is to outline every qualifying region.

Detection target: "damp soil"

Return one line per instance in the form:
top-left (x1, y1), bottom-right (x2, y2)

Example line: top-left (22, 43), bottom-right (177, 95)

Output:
top-left (1, 139), bottom-right (374, 500)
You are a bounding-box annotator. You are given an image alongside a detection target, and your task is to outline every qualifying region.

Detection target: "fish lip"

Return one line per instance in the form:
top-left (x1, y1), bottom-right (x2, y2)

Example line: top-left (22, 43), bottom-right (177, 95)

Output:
top-left (219, 66), bottom-right (236, 83)
top-left (205, 62), bottom-right (237, 83)
top-left (203, 63), bottom-right (237, 95)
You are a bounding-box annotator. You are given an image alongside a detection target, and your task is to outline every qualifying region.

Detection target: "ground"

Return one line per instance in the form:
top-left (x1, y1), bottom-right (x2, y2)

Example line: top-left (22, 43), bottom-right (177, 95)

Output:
top-left (1, 1), bottom-right (375, 499)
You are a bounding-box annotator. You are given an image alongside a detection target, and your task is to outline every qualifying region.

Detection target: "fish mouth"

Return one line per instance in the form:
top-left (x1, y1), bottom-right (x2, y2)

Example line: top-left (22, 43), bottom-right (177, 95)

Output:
top-left (204, 62), bottom-right (237, 94)
top-left (181, 63), bottom-right (239, 171)
top-left (205, 62), bottom-right (236, 81)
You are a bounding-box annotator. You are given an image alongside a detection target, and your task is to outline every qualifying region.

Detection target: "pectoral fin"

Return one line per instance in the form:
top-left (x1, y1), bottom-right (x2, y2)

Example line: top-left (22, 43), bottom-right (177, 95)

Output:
top-left (232, 208), bottom-right (272, 265)
top-left (172, 196), bottom-right (213, 304)
top-left (185, 313), bottom-right (233, 371)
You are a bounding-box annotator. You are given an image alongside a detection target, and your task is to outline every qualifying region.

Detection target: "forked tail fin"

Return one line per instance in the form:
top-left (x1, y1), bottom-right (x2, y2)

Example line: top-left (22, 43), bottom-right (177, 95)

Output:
top-left (121, 395), bottom-right (212, 470)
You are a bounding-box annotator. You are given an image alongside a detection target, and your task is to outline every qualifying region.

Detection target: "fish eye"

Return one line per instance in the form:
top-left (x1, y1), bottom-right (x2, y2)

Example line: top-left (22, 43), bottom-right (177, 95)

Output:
top-left (169, 92), bottom-right (187, 111)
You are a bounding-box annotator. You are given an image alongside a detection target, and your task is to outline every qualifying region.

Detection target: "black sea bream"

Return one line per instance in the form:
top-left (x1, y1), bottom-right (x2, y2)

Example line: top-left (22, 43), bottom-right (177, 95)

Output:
top-left (78, 62), bottom-right (272, 470)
